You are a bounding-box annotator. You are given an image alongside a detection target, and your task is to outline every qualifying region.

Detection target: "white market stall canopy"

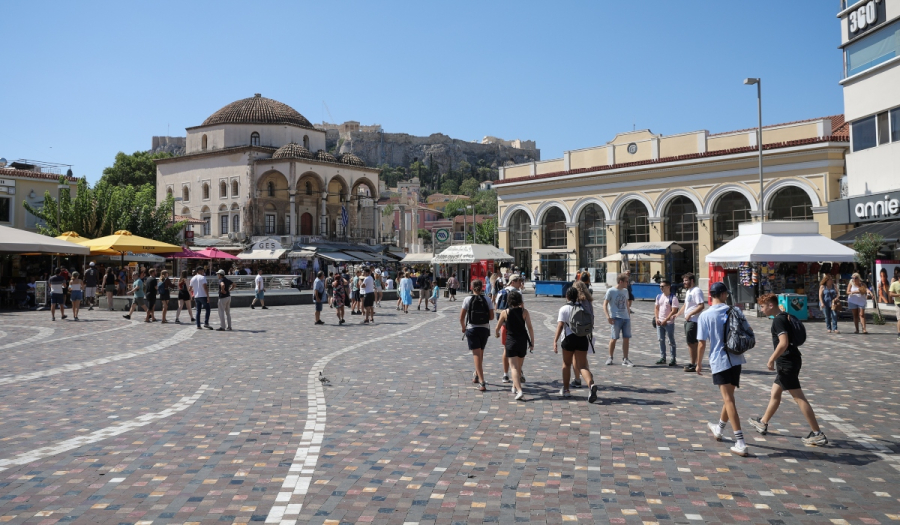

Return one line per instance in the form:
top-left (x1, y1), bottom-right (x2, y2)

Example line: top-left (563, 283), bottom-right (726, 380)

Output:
top-left (236, 248), bottom-right (287, 260)
top-left (598, 252), bottom-right (663, 263)
top-left (0, 225), bottom-right (91, 255)
top-left (433, 244), bottom-right (514, 265)
top-left (706, 221), bottom-right (857, 263)
top-left (619, 241), bottom-right (684, 254)
top-left (400, 252), bottom-right (434, 264)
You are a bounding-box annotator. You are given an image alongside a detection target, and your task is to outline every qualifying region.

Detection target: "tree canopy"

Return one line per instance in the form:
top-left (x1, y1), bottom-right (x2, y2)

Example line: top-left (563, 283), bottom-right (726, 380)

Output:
top-left (100, 150), bottom-right (173, 188)
top-left (23, 177), bottom-right (185, 244)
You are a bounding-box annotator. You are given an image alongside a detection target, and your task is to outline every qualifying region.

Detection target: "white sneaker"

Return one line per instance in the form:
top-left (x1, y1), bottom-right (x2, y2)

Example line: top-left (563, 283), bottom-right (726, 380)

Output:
top-left (622, 358), bottom-right (634, 367)
top-left (730, 444), bottom-right (749, 457)
top-left (559, 388), bottom-right (571, 397)
top-left (515, 391), bottom-right (525, 401)
top-left (502, 374), bottom-right (511, 383)
top-left (707, 422), bottom-right (724, 441)
top-left (511, 385), bottom-right (516, 394)
top-left (605, 357), bottom-right (614, 366)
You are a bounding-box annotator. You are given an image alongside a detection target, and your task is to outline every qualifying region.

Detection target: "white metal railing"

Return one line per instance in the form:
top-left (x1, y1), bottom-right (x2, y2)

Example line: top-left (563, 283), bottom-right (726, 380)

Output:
top-left (225, 274), bottom-right (298, 291)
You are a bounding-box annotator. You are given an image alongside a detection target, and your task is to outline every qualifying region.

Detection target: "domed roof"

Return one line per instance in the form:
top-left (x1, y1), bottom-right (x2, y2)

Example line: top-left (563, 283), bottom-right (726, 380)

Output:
top-left (339, 153), bottom-right (366, 167)
top-left (272, 142), bottom-right (313, 159)
top-left (315, 150), bottom-right (337, 163)
top-left (202, 94), bottom-right (313, 128)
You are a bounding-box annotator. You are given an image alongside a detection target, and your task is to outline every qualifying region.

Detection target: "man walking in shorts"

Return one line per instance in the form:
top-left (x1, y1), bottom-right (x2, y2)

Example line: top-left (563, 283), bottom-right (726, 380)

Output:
top-left (84, 262), bottom-right (98, 310)
top-left (48, 267), bottom-right (68, 321)
top-left (696, 282), bottom-right (749, 457)
top-left (747, 294), bottom-right (828, 446)
top-left (123, 270), bottom-right (147, 320)
top-left (251, 269), bottom-right (267, 309)
top-left (603, 274), bottom-right (633, 366)
top-left (216, 269), bottom-right (234, 331)
top-left (361, 267), bottom-right (375, 324)
top-left (682, 272), bottom-right (705, 372)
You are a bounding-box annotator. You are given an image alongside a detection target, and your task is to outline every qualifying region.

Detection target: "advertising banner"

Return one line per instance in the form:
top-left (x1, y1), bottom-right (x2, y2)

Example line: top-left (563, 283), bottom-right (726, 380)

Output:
top-left (875, 260), bottom-right (900, 304)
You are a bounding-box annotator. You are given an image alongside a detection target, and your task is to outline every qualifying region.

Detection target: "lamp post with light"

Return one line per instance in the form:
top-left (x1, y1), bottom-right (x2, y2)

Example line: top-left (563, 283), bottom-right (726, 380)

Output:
top-left (744, 77), bottom-right (764, 221)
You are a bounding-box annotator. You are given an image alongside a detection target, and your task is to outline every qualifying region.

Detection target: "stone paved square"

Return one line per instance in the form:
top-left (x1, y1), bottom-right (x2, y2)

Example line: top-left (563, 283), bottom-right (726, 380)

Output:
top-left (1, 295), bottom-right (899, 524)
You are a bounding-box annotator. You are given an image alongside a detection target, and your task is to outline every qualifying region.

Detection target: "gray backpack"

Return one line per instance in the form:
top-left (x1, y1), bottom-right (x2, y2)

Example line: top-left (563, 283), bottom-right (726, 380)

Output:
top-left (568, 302), bottom-right (593, 338)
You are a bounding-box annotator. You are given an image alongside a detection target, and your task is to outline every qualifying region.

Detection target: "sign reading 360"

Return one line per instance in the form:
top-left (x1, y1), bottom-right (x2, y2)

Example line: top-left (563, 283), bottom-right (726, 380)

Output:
top-left (849, 0), bottom-right (884, 36)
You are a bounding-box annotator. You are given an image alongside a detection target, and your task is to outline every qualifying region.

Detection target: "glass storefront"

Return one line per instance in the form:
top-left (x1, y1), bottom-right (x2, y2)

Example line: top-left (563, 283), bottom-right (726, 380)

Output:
top-left (713, 192), bottom-right (753, 250)
top-left (769, 187), bottom-right (813, 221)
top-left (578, 204), bottom-right (606, 273)
top-left (665, 196), bottom-right (698, 279)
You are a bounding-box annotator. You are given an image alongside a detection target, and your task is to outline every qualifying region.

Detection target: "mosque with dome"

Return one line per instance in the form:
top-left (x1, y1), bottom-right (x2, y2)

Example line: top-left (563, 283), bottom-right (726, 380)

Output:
top-left (155, 94), bottom-right (381, 245)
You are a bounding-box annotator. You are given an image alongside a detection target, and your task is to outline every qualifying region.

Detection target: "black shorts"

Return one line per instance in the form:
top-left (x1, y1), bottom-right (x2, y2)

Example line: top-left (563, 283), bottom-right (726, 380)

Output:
top-left (449, 288), bottom-right (457, 296)
top-left (684, 321), bottom-right (699, 344)
top-left (561, 333), bottom-right (589, 352)
top-left (146, 296), bottom-right (157, 310)
top-left (363, 294), bottom-right (374, 307)
top-left (466, 327), bottom-right (491, 350)
top-left (178, 290), bottom-right (191, 301)
top-left (505, 339), bottom-right (528, 359)
top-left (774, 353), bottom-right (802, 391)
top-left (628, 290), bottom-right (635, 301)
top-left (713, 365), bottom-right (741, 387)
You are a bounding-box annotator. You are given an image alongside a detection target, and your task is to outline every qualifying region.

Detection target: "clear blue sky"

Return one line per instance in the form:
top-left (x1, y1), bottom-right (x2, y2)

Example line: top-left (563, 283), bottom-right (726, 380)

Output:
top-left (1, 1), bottom-right (844, 183)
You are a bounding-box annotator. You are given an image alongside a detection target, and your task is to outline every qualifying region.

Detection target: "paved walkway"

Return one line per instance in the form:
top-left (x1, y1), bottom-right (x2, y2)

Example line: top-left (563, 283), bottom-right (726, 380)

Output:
top-left (0, 295), bottom-right (898, 524)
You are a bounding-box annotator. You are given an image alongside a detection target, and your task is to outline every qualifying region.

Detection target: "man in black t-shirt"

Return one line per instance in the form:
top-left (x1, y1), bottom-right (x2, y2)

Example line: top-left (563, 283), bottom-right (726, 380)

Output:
top-left (144, 269), bottom-right (158, 323)
top-left (748, 294), bottom-right (827, 447)
top-left (216, 269), bottom-right (234, 331)
top-left (417, 271), bottom-right (432, 311)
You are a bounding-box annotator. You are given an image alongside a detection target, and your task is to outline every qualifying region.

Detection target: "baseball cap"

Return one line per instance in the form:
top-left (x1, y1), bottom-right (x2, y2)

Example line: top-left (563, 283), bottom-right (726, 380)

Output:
top-left (89, 261), bottom-right (95, 266)
top-left (709, 282), bottom-right (728, 296)
top-left (216, 269), bottom-right (226, 275)
top-left (509, 274), bottom-right (522, 282)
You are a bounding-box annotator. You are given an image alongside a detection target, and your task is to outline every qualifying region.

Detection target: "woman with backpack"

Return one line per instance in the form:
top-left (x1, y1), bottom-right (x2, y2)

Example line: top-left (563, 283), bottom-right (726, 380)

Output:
top-left (495, 290), bottom-right (534, 401)
top-left (570, 275), bottom-right (594, 387)
top-left (158, 270), bottom-right (173, 323)
top-left (460, 279), bottom-right (494, 392)
top-left (553, 287), bottom-right (598, 402)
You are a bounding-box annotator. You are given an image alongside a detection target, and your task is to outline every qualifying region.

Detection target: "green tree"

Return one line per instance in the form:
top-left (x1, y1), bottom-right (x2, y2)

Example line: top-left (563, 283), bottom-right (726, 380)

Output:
top-left (853, 232), bottom-right (886, 323)
top-left (473, 189), bottom-right (498, 215)
top-left (459, 177), bottom-right (480, 197)
top-left (23, 177), bottom-right (185, 244)
top-left (440, 179), bottom-right (459, 195)
top-left (100, 151), bottom-right (173, 188)
top-left (442, 198), bottom-right (470, 218)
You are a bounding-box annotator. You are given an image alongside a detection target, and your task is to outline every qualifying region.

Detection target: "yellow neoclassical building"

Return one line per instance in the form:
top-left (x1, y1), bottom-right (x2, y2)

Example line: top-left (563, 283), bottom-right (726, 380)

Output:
top-left (494, 115), bottom-right (850, 287)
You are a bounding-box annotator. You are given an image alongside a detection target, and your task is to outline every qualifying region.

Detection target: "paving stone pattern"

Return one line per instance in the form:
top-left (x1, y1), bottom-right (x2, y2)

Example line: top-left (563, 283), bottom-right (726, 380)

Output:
top-left (0, 296), bottom-right (899, 524)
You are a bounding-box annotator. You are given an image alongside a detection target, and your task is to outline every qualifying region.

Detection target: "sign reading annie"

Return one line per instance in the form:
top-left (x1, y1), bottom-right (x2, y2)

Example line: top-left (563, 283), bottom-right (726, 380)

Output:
top-left (848, 0), bottom-right (885, 39)
top-left (854, 192), bottom-right (900, 220)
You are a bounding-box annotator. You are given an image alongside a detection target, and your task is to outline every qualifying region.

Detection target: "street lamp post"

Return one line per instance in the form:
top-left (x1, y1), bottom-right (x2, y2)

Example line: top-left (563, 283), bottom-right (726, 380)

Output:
top-left (744, 77), bottom-right (764, 221)
top-left (466, 205), bottom-right (474, 243)
top-left (55, 183), bottom-right (68, 269)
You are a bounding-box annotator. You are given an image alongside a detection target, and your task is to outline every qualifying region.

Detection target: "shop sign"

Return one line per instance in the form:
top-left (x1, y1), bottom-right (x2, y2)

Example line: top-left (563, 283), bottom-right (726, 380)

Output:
top-left (0, 178), bottom-right (15, 187)
top-left (252, 238), bottom-right (282, 251)
top-left (847, 0), bottom-right (885, 40)
top-left (434, 228), bottom-right (450, 243)
top-left (852, 191), bottom-right (900, 222)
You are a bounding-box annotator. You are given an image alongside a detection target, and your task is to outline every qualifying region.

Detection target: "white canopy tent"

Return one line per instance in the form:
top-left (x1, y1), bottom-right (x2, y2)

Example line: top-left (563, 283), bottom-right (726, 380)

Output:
top-left (433, 244), bottom-right (514, 265)
top-left (706, 221), bottom-right (857, 263)
top-left (0, 225), bottom-right (90, 255)
top-left (598, 252), bottom-right (664, 263)
top-left (400, 252), bottom-right (434, 264)
top-left (236, 248), bottom-right (288, 260)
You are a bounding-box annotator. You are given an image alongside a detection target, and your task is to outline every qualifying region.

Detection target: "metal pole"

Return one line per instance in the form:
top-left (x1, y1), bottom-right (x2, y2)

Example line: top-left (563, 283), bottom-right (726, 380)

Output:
top-left (757, 81), bottom-right (764, 222)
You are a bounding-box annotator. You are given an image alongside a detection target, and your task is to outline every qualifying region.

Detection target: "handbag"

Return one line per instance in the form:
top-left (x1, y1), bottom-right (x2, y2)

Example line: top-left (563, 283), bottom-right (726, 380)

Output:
top-left (831, 296), bottom-right (843, 312)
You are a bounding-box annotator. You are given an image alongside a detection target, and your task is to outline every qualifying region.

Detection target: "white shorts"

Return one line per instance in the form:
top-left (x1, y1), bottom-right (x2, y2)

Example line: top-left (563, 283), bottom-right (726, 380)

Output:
top-left (85, 286), bottom-right (97, 298)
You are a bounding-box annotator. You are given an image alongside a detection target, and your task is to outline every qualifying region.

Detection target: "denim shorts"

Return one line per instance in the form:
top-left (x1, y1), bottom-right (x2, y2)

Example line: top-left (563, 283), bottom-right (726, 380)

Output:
top-left (611, 318), bottom-right (631, 340)
top-left (70, 290), bottom-right (83, 301)
top-left (255, 291), bottom-right (265, 300)
top-left (315, 300), bottom-right (323, 312)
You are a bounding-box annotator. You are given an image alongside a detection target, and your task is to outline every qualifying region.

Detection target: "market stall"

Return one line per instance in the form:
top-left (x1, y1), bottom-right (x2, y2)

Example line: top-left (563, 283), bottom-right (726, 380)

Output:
top-left (705, 221), bottom-right (857, 319)
top-left (432, 244), bottom-right (513, 292)
top-left (616, 241), bottom-right (684, 300)
top-left (532, 249), bottom-right (575, 297)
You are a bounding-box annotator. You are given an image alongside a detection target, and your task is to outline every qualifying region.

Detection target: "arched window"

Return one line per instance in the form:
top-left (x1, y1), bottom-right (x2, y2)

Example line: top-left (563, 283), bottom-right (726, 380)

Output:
top-left (619, 201), bottom-right (650, 245)
top-left (231, 180), bottom-right (239, 198)
top-left (251, 132), bottom-right (260, 146)
top-left (202, 183), bottom-right (210, 200)
top-left (220, 214), bottom-right (229, 235)
top-left (713, 192), bottom-right (752, 249)
top-left (305, 181), bottom-right (312, 196)
top-left (303, 135), bottom-right (310, 149)
top-left (232, 214), bottom-right (240, 233)
top-left (508, 211), bottom-right (532, 277)
top-left (542, 208), bottom-right (567, 249)
top-left (769, 186), bottom-right (813, 221)
top-left (166, 187), bottom-right (173, 199)
top-left (182, 186), bottom-right (190, 202)
top-left (201, 134), bottom-right (208, 151)
top-left (664, 196), bottom-right (699, 279)
top-left (219, 181), bottom-right (227, 198)
top-left (578, 204), bottom-right (606, 270)
top-left (267, 181), bottom-right (275, 197)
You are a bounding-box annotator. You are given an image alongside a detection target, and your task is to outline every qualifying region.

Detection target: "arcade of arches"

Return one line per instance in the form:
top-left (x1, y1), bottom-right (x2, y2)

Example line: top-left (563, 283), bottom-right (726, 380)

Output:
top-left (499, 182), bottom-right (825, 286)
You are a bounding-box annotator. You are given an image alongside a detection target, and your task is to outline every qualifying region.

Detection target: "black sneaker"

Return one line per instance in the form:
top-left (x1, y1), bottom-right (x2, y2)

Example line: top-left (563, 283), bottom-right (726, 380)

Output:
top-left (261, 306), bottom-right (268, 309)
top-left (588, 384), bottom-right (599, 403)
top-left (748, 416), bottom-right (768, 435)
top-left (250, 304), bottom-right (255, 309)
top-left (122, 314), bottom-right (130, 320)
top-left (683, 363), bottom-right (696, 372)
top-left (571, 378), bottom-right (581, 388)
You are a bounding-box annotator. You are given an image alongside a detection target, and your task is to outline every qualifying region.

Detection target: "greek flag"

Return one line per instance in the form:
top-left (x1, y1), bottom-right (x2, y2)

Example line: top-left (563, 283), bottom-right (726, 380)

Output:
top-left (340, 205), bottom-right (349, 229)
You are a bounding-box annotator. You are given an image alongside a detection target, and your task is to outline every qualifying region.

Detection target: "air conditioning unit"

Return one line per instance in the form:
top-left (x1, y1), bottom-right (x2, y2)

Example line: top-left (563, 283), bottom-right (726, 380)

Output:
top-left (227, 233), bottom-right (236, 241)
top-left (280, 236), bottom-right (291, 246)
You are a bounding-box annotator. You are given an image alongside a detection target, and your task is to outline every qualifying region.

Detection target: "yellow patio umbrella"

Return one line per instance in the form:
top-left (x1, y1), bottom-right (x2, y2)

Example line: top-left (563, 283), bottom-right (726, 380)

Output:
top-left (79, 230), bottom-right (181, 255)
top-left (55, 231), bottom-right (89, 243)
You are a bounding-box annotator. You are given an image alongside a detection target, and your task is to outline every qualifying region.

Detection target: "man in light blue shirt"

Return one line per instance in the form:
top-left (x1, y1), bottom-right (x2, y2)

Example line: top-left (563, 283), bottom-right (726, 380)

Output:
top-left (696, 282), bottom-right (748, 457)
top-left (603, 274), bottom-right (633, 367)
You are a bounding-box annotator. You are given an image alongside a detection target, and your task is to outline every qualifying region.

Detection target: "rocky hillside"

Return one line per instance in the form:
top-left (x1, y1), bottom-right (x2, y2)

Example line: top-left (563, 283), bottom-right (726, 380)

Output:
top-left (334, 132), bottom-right (539, 171)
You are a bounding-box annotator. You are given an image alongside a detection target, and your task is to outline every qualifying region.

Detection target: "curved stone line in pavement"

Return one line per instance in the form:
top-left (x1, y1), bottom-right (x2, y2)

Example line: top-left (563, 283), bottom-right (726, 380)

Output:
top-left (0, 384), bottom-right (209, 472)
top-left (0, 326), bottom-right (55, 350)
top-left (266, 311), bottom-right (448, 525)
top-left (0, 327), bottom-right (196, 386)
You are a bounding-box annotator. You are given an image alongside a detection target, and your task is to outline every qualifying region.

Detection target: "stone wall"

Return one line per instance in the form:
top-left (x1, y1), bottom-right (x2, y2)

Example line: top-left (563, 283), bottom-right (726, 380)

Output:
top-left (335, 132), bottom-right (540, 170)
top-left (150, 136), bottom-right (186, 156)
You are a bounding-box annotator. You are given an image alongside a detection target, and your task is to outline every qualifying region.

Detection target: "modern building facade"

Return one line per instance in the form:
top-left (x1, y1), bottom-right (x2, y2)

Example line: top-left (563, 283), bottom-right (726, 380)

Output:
top-left (0, 165), bottom-right (76, 232)
top-left (828, 0), bottom-right (900, 254)
top-left (495, 116), bottom-right (849, 287)
top-left (155, 94), bottom-right (381, 247)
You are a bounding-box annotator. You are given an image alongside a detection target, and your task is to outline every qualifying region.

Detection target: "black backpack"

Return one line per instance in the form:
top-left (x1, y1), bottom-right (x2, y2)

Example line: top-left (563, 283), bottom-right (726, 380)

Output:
top-left (724, 306), bottom-right (755, 355)
top-left (785, 313), bottom-right (807, 347)
top-left (467, 294), bottom-right (491, 325)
